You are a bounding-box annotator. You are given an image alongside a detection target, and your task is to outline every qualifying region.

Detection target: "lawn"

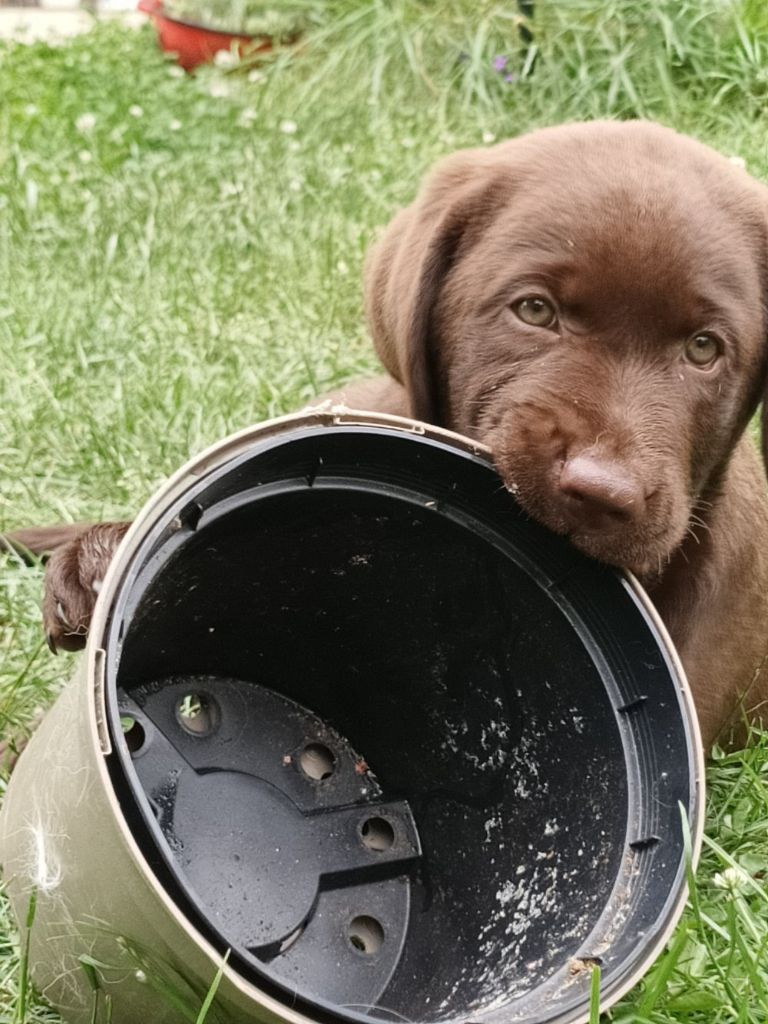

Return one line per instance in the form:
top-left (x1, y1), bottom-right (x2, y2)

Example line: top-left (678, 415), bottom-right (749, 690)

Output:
top-left (1, 0), bottom-right (768, 1020)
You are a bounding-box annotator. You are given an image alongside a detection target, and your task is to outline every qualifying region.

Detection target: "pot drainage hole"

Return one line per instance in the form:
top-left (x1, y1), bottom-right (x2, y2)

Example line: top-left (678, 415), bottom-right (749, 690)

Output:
top-left (349, 915), bottom-right (385, 954)
top-left (299, 742), bottom-right (336, 780)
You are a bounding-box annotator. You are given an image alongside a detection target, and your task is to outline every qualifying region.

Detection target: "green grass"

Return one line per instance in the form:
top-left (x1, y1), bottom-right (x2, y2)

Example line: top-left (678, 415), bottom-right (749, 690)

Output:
top-left (1, 0), bottom-right (768, 1019)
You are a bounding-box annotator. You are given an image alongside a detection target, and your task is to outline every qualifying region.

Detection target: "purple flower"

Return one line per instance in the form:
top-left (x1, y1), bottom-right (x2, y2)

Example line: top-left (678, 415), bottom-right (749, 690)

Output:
top-left (492, 55), bottom-right (508, 72)
top-left (504, 72), bottom-right (517, 84)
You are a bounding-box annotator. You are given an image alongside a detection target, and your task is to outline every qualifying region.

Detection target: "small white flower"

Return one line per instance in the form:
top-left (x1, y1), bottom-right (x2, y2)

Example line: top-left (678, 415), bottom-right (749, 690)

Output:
top-left (78, 150), bottom-right (93, 164)
top-left (729, 155), bottom-right (746, 170)
top-left (239, 108), bottom-right (257, 126)
top-left (336, 259), bottom-right (349, 276)
top-left (169, 118), bottom-right (182, 131)
top-left (289, 177), bottom-right (303, 192)
top-left (220, 181), bottom-right (242, 197)
top-left (167, 64), bottom-right (185, 78)
top-left (248, 69), bottom-right (264, 83)
top-left (482, 130), bottom-right (496, 144)
top-left (76, 112), bottom-right (96, 133)
top-left (288, 139), bottom-right (301, 152)
top-left (24, 103), bottom-right (38, 116)
top-left (208, 80), bottom-right (231, 99)
top-left (135, 969), bottom-right (147, 984)
top-left (713, 866), bottom-right (750, 893)
top-left (280, 119), bottom-right (298, 135)
top-left (129, 104), bottom-right (144, 118)
top-left (214, 48), bottom-right (239, 68)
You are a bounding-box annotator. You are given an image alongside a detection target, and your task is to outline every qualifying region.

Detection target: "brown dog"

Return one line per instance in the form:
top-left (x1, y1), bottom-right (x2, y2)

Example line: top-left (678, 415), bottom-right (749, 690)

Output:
top-left (8, 120), bottom-right (768, 750)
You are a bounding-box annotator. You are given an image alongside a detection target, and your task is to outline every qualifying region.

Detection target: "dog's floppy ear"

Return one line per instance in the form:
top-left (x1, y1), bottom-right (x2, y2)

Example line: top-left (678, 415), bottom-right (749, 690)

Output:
top-left (364, 147), bottom-right (509, 423)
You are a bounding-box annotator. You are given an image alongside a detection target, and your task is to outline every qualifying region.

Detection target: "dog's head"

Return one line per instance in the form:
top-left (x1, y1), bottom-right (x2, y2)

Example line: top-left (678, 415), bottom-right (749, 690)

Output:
top-left (365, 121), bottom-right (768, 578)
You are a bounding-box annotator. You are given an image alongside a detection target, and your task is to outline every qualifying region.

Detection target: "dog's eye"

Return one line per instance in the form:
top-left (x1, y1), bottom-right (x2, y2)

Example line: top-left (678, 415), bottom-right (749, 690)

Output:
top-left (684, 333), bottom-right (720, 368)
top-left (512, 296), bottom-right (556, 328)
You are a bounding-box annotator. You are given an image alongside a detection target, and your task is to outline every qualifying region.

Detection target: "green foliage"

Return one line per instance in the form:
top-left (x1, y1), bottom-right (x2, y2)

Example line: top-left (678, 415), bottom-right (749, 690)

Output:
top-left (455, 0), bottom-right (768, 121)
top-left (2, 2), bottom-right (768, 1021)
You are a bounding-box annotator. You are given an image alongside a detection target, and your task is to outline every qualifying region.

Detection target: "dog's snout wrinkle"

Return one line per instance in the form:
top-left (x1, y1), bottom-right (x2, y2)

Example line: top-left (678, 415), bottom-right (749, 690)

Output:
top-left (559, 454), bottom-right (646, 527)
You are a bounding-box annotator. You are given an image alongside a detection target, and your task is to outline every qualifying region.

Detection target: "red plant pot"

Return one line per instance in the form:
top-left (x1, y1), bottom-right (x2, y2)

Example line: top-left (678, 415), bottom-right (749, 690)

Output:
top-left (138, 0), bottom-right (275, 71)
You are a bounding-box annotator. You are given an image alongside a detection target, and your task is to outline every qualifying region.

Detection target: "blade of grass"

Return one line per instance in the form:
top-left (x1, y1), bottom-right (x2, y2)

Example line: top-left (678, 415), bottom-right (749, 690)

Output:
top-left (14, 887), bottom-right (37, 1024)
top-left (195, 950), bottom-right (229, 1024)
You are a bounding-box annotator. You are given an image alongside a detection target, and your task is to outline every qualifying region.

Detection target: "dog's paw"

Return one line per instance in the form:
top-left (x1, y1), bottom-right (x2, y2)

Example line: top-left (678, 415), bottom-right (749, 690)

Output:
top-left (42, 522), bottom-right (130, 652)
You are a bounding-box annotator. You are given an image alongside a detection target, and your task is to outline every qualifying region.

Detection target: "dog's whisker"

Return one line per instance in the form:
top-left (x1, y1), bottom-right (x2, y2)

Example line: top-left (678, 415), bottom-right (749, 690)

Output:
top-left (688, 513), bottom-right (711, 535)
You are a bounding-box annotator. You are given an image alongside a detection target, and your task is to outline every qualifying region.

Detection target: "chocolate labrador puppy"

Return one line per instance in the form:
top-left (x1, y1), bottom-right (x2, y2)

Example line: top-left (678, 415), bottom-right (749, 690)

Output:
top-left (7, 120), bottom-right (768, 750)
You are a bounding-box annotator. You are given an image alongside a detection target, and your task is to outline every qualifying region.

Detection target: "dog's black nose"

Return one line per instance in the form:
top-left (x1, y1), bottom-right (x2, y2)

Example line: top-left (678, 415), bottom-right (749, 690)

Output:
top-left (559, 454), bottom-right (646, 527)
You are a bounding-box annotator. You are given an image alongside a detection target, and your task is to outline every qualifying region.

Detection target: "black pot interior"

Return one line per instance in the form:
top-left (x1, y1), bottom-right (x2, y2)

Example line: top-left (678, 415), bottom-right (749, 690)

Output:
top-left (105, 425), bottom-right (697, 1024)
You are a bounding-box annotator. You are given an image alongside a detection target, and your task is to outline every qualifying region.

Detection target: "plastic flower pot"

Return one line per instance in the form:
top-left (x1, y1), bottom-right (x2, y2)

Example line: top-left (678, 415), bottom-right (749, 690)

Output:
top-left (0, 409), bottom-right (704, 1024)
top-left (137, 0), bottom-right (282, 71)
